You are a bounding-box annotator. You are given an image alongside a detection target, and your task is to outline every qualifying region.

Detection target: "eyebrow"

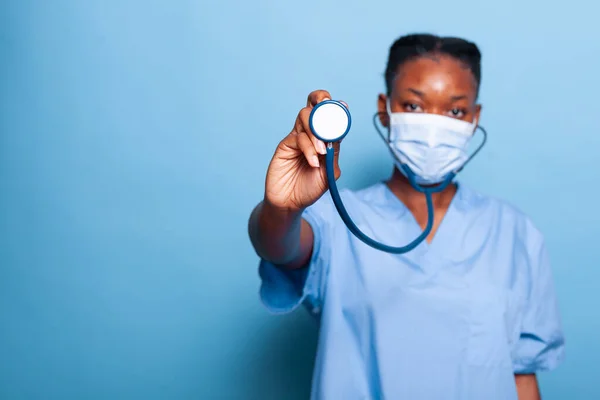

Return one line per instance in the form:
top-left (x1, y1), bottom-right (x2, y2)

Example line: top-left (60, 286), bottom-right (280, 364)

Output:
top-left (405, 88), bottom-right (468, 102)
top-left (450, 94), bottom-right (468, 101)
top-left (407, 88), bottom-right (425, 97)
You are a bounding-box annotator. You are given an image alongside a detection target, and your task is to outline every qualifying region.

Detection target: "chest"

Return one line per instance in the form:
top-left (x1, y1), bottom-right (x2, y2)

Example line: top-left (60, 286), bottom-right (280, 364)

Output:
top-left (326, 235), bottom-right (529, 368)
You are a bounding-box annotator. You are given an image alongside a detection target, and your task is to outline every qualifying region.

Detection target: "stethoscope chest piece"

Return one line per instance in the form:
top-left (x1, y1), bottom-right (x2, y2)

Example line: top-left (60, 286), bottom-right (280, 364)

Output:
top-left (309, 100), bottom-right (351, 143)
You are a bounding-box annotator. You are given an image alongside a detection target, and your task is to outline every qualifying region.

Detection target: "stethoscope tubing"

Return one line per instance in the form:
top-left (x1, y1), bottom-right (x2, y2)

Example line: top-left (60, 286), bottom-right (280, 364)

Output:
top-left (325, 143), bottom-right (443, 253)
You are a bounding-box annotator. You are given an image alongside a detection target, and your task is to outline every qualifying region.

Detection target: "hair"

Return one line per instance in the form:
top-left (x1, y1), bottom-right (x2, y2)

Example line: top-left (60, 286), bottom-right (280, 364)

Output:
top-left (384, 33), bottom-right (482, 97)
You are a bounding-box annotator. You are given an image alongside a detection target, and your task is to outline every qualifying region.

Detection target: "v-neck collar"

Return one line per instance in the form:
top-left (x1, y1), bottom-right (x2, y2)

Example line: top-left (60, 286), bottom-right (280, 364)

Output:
top-left (379, 181), bottom-right (466, 258)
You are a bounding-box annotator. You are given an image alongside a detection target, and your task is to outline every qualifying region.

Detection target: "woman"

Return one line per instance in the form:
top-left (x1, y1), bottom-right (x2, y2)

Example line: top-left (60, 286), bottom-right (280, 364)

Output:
top-left (248, 34), bottom-right (565, 400)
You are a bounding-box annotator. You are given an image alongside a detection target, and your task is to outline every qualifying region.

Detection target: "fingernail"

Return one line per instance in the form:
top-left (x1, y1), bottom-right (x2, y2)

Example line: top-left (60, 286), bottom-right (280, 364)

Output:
top-left (311, 155), bottom-right (320, 167)
top-left (317, 140), bottom-right (326, 154)
top-left (341, 101), bottom-right (349, 108)
top-left (323, 97), bottom-right (331, 102)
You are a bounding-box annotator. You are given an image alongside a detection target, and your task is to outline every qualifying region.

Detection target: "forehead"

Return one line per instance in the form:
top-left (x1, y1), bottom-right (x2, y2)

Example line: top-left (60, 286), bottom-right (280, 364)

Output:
top-left (392, 55), bottom-right (477, 98)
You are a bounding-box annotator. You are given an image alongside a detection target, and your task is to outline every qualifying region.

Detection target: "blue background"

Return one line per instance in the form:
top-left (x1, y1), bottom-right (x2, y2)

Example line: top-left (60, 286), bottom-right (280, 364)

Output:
top-left (1, 1), bottom-right (598, 399)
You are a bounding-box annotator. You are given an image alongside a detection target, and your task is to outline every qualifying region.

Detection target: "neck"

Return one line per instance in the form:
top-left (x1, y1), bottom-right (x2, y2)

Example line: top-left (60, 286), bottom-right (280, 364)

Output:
top-left (385, 168), bottom-right (457, 218)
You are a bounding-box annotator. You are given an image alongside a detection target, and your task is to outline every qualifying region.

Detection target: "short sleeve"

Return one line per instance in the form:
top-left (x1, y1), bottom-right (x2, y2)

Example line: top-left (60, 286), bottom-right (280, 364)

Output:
top-left (257, 195), bottom-right (332, 315)
top-left (512, 237), bottom-right (566, 373)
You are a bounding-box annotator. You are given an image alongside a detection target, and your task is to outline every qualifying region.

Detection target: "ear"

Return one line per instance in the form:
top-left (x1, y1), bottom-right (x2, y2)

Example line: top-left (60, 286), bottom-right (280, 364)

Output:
top-left (377, 93), bottom-right (389, 127)
top-left (474, 104), bottom-right (482, 125)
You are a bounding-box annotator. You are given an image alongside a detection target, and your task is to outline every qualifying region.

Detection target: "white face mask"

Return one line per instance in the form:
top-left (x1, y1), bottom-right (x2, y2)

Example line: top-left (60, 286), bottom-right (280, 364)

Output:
top-left (386, 101), bottom-right (478, 185)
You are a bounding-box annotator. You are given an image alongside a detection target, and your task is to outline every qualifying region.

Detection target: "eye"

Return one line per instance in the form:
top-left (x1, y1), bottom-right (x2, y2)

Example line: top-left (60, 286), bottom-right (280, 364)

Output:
top-left (449, 108), bottom-right (466, 118)
top-left (403, 103), bottom-right (423, 112)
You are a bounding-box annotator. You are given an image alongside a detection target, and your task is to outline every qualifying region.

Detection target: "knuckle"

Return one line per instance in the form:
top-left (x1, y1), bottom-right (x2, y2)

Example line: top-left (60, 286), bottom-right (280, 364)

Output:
top-left (309, 89), bottom-right (330, 103)
top-left (300, 106), bottom-right (311, 117)
top-left (297, 108), bottom-right (310, 123)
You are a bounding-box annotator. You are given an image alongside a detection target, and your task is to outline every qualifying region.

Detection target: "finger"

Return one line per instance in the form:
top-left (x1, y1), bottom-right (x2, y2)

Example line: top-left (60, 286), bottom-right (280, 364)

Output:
top-left (279, 129), bottom-right (300, 151)
top-left (307, 90), bottom-right (332, 107)
top-left (296, 130), bottom-right (320, 168)
top-left (340, 100), bottom-right (349, 109)
top-left (298, 107), bottom-right (327, 155)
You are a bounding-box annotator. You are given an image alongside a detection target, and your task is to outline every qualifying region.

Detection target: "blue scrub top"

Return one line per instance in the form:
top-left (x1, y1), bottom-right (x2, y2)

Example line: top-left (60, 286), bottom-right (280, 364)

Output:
top-left (258, 182), bottom-right (565, 400)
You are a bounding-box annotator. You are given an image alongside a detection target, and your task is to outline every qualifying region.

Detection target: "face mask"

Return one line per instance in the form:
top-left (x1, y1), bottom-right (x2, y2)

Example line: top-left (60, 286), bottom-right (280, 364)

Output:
top-left (385, 100), bottom-right (479, 185)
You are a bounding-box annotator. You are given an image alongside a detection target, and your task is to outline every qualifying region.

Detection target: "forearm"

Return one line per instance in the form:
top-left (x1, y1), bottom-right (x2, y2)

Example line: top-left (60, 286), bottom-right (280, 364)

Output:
top-left (515, 374), bottom-right (540, 400)
top-left (248, 200), bottom-right (312, 268)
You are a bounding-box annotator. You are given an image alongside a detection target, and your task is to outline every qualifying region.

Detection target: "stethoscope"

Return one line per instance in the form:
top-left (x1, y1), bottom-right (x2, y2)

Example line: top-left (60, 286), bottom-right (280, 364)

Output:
top-left (308, 99), bottom-right (487, 254)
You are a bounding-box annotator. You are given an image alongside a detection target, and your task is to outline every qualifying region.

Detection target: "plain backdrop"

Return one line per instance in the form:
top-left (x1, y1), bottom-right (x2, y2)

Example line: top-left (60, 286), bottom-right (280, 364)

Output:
top-left (1, 1), bottom-right (599, 399)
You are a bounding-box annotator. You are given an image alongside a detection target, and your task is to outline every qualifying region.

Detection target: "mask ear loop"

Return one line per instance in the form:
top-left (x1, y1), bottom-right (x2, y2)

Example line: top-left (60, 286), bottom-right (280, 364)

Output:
top-left (373, 111), bottom-right (391, 146)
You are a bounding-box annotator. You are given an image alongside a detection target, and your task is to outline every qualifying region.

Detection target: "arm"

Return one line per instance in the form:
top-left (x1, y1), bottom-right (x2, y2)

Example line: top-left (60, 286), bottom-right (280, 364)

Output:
top-left (250, 89), bottom-right (340, 313)
top-left (251, 197), bottom-right (331, 315)
top-left (248, 199), bottom-right (314, 270)
top-left (512, 232), bottom-right (565, 397)
top-left (248, 89), bottom-right (339, 270)
top-left (515, 374), bottom-right (540, 400)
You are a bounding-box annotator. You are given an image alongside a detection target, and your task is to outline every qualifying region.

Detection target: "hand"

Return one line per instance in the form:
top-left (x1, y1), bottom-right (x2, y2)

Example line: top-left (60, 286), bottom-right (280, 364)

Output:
top-left (264, 90), bottom-right (344, 212)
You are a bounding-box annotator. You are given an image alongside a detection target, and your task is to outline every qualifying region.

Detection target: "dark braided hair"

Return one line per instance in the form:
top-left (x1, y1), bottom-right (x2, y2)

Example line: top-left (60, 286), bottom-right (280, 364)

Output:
top-left (384, 34), bottom-right (482, 98)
